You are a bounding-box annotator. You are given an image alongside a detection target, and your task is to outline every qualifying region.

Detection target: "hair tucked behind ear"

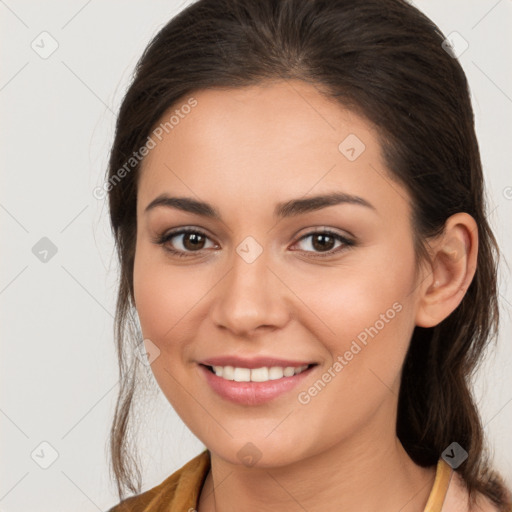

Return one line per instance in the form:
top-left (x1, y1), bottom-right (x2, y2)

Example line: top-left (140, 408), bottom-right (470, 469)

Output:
top-left (105, 0), bottom-right (511, 508)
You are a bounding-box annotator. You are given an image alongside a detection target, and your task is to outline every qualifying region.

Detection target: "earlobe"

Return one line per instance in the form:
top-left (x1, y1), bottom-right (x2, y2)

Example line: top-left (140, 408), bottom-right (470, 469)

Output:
top-left (415, 213), bottom-right (478, 328)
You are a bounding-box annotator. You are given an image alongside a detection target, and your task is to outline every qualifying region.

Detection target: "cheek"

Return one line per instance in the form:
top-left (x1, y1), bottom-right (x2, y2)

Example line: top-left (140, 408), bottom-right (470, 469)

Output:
top-left (295, 274), bottom-right (414, 432)
top-left (133, 245), bottom-right (211, 351)
top-left (132, 246), bottom-right (205, 416)
top-left (316, 287), bottom-right (410, 379)
top-left (303, 246), bottom-right (416, 376)
top-left (133, 243), bottom-right (178, 343)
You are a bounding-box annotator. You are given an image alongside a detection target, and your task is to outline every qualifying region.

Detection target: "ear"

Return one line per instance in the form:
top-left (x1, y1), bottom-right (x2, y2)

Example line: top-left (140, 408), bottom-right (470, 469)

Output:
top-left (415, 212), bottom-right (478, 328)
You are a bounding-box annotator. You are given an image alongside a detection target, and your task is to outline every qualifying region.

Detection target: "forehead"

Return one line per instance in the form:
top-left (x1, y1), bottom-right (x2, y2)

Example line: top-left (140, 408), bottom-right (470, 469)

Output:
top-left (137, 80), bottom-right (409, 220)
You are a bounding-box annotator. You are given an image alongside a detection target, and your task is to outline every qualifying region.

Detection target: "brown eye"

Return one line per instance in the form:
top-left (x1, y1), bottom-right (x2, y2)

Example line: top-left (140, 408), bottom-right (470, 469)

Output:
top-left (293, 230), bottom-right (355, 257)
top-left (181, 232), bottom-right (207, 251)
top-left (311, 233), bottom-right (336, 251)
top-left (155, 228), bottom-right (216, 257)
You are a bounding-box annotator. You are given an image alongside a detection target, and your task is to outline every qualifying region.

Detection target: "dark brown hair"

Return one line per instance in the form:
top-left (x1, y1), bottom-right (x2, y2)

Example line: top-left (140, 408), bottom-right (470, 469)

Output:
top-left (105, 0), bottom-right (511, 509)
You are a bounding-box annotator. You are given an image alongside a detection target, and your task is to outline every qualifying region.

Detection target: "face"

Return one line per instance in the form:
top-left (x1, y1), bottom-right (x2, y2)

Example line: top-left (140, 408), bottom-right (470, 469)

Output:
top-left (133, 80), bottom-right (423, 467)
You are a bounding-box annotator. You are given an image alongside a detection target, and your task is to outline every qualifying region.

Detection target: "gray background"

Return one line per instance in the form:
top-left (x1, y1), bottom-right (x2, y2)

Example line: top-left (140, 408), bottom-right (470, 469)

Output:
top-left (1, 1), bottom-right (511, 510)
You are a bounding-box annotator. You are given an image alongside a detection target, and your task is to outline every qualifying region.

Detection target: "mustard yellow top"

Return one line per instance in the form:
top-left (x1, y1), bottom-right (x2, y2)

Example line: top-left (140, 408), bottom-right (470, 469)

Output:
top-left (423, 457), bottom-right (453, 512)
top-left (105, 451), bottom-right (487, 512)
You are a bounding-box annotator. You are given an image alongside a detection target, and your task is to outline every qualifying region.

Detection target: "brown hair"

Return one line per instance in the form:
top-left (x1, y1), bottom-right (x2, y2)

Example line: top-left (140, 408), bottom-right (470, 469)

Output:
top-left (105, 0), bottom-right (511, 509)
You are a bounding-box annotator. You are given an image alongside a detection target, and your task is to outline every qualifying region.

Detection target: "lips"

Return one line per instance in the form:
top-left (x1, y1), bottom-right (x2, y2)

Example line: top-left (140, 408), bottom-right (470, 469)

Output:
top-left (198, 355), bottom-right (318, 405)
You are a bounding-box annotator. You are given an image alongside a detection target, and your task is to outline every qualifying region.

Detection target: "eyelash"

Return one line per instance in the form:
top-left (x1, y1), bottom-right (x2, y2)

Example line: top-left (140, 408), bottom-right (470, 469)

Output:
top-left (153, 227), bottom-right (355, 259)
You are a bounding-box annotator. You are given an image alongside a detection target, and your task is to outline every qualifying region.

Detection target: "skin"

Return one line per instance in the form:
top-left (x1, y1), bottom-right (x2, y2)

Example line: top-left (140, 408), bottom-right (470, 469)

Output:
top-left (132, 79), bottom-right (478, 512)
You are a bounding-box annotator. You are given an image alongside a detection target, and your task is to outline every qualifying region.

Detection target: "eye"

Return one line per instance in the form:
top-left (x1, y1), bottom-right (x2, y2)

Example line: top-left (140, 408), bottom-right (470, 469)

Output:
top-left (292, 229), bottom-right (355, 257)
top-left (154, 228), bottom-right (217, 257)
top-left (153, 227), bottom-right (355, 259)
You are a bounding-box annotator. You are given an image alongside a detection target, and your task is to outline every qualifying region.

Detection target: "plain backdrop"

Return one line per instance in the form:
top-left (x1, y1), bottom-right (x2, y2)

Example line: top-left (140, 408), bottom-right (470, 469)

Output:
top-left (1, 1), bottom-right (511, 510)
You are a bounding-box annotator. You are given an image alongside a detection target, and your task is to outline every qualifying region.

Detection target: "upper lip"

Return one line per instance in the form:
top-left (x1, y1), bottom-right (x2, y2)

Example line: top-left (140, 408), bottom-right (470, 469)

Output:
top-left (200, 356), bottom-right (316, 369)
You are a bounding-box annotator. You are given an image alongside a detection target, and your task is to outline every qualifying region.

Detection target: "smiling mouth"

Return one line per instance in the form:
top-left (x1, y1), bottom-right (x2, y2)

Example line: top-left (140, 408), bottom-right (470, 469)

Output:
top-left (201, 363), bottom-right (317, 383)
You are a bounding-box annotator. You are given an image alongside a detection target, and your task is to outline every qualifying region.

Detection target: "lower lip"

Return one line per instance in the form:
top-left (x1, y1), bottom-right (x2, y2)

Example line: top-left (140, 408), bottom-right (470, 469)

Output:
top-left (199, 364), bottom-right (316, 405)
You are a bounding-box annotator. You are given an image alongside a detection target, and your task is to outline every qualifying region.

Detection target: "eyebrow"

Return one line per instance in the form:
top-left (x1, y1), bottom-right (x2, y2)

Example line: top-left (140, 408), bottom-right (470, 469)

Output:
top-left (144, 192), bottom-right (376, 218)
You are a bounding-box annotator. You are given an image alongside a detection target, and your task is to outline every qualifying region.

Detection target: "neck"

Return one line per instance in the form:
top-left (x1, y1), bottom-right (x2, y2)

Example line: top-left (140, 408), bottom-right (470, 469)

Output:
top-left (198, 417), bottom-right (436, 512)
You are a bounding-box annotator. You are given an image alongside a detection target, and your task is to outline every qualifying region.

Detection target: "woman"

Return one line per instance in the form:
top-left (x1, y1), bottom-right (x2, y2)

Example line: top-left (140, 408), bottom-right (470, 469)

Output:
top-left (105, 0), bottom-right (512, 510)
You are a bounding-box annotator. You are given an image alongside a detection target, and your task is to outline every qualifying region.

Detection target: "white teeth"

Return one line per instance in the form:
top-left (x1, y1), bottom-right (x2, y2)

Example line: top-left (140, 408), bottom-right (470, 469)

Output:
top-left (268, 367), bottom-right (284, 380)
top-left (233, 367), bottom-right (251, 382)
top-left (222, 365), bottom-right (234, 380)
top-left (283, 367), bottom-right (295, 377)
top-left (294, 365), bottom-right (308, 375)
top-left (210, 364), bottom-right (309, 382)
top-left (250, 367), bottom-right (269, 382)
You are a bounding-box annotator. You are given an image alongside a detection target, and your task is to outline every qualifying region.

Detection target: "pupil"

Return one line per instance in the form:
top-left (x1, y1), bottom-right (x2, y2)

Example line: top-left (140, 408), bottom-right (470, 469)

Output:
top-left (184, 233), bottom-right (204, 250)
top-left (312, 234), bottom-right (334, 251)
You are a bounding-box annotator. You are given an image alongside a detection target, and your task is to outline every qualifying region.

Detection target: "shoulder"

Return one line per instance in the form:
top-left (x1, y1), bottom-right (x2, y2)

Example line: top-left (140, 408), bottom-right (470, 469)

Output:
top-left (106, 450), bottom-right (210, 512)
top-left (470, 494), bottom-right (502, 512)
top-left (443, 469), bottom-right (505, 512)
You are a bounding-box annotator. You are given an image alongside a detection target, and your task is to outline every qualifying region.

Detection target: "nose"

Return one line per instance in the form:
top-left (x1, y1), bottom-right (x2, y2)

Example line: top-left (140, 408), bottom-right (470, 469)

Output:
top-left (210, 246), bottom-right (290, 337)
